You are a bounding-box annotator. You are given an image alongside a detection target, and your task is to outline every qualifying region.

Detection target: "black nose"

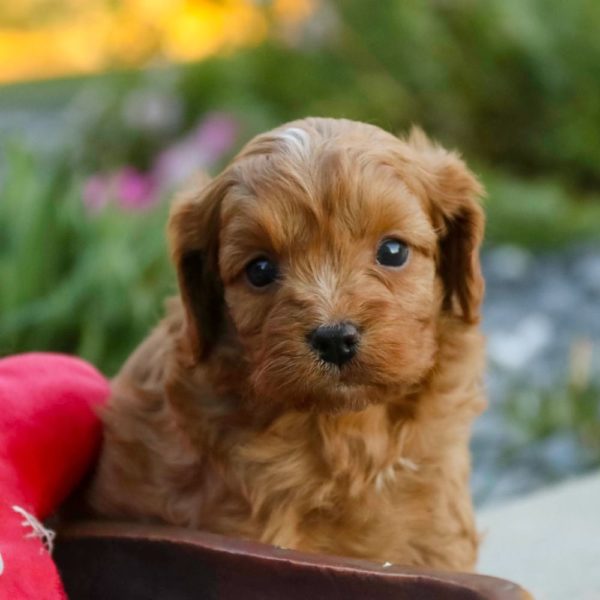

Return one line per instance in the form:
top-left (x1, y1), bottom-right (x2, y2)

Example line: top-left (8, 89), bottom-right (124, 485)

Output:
top-left (308, 322), bottom-right (360, 367)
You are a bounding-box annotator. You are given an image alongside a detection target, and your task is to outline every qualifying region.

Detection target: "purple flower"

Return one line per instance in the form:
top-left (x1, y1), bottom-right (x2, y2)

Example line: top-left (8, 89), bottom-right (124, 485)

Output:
top-left (154, 112), bottom-right (238, 191)
top-left (114, 167), bottom-right (157, 211)
top-left (193, 112), bottom-right (238, 163)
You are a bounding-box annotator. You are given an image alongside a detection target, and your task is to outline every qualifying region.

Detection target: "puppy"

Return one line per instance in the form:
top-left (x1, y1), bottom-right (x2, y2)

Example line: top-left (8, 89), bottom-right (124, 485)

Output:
top-left (88, 117), bottom-right (486, 571)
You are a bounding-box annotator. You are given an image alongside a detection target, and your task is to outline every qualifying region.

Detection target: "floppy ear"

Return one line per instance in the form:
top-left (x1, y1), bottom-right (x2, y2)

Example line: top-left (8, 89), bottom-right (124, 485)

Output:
top-left (168, 176), bottom-right (232, 364)
top-left (406, 128), bottom-right (485, 323)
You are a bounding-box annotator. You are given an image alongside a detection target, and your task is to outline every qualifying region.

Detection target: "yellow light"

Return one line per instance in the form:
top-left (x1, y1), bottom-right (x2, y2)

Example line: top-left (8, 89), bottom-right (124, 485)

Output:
top-left (0, 0), bottom-right (313, 84)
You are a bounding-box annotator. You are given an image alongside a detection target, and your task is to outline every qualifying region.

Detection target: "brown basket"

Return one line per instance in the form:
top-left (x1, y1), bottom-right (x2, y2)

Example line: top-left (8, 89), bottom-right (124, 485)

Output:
top-left (55, 521), bottom-right (530, 600)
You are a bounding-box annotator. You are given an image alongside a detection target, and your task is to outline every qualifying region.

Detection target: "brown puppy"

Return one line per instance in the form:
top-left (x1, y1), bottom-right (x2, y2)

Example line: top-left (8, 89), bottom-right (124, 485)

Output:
top-left (88, 117), bottom-right (486, 571)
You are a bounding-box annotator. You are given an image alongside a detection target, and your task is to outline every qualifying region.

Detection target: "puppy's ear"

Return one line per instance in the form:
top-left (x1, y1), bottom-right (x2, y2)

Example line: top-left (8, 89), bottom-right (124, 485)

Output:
top-left (406, 128), bottom-right (485, 323)
top-left (168, 176), bottom-right (231, 364)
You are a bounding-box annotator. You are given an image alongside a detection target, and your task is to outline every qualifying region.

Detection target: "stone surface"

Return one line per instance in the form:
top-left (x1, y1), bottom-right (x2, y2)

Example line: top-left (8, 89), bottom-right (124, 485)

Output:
top-left (478, 471), bottom-right (600, 600)
top-left (473, 244), bottom-right (600, 506)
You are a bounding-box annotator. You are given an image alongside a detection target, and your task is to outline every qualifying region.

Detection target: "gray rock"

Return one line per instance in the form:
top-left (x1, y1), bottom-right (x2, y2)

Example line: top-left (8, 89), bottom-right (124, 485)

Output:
top-left (475, 244), bottom-right (600, 507)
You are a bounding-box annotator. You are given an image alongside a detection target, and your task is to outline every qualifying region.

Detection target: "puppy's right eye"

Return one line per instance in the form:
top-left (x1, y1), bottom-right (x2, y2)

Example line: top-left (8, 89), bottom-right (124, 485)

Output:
top-left (245, 257), bottom-right (278, 288)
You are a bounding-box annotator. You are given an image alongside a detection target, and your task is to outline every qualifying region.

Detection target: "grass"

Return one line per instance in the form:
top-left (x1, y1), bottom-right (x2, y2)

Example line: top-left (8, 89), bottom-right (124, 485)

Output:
top-left (504, 382), bottom-right (600, 454)
top-left (0, 145), bottom-right (174, 375)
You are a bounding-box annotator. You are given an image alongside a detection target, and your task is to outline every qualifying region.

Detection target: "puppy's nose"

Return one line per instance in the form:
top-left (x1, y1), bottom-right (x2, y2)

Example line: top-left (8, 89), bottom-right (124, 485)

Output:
top-left (308, 322), bottom-right (360, 367)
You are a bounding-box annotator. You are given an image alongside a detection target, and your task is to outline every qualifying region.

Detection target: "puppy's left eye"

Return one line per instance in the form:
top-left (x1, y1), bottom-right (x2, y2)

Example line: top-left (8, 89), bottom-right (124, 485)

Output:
top-left (376, 239), bottom-right (410, 267)
top-left (245, 257), bottom-right (279, 288)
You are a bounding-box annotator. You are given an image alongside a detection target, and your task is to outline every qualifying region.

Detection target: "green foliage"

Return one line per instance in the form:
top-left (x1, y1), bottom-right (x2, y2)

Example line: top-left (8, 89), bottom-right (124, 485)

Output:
top-left (482, 170), bottom-right (600, 248)
top-left (327, 0), bottom-right (600, 184)
top-left (499, 335), bottom-right (600, 479)
top-left (233, 0), bottom-right (600, 187)
top-left (177, 0), bottom-right (600, 247)
top-left (0, 146), bottom-right (173, 375)
top-left (502, 380), bottom-right (600, 481)
top-left (505, 382), bottom-right (600, 447)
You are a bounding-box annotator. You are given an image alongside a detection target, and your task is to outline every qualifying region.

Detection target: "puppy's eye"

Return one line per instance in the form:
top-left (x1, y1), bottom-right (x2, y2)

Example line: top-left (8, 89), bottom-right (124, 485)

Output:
top-left (376, 239), bottom-right (409, 268)
top-left (245, 257), bottom-right (278, 288)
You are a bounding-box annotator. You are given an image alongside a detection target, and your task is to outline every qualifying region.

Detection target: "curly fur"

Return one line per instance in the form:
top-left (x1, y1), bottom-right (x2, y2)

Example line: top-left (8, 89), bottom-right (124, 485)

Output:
top-left (87, 117), bottom-right (486, 571)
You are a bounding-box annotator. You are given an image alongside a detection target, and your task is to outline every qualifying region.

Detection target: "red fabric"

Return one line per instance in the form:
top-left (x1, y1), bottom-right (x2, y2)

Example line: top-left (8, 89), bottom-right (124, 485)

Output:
top-left (0, 353), bottom-right (110, 599)
top-left (0, 503), bottom-right (67, 599)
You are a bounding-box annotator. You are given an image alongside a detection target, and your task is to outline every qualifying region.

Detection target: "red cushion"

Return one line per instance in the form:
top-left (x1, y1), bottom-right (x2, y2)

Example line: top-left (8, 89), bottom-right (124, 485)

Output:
top-left (0, 353), bottom-right (109, 599)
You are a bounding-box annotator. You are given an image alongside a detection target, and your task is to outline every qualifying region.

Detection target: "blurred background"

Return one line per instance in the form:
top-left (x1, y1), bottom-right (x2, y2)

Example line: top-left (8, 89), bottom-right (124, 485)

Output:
top-left (1, 0), bottom-right (599, 508)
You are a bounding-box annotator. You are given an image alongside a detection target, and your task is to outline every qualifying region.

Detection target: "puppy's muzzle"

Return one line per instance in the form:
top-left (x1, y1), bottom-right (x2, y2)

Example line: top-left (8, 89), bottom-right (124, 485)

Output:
top-left (308, 322), bottom-right (360, 367)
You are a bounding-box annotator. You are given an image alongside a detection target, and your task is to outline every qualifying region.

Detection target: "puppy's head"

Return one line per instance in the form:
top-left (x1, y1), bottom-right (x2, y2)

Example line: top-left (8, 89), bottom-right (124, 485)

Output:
top-left (169, 118), bottom-right (484, 412)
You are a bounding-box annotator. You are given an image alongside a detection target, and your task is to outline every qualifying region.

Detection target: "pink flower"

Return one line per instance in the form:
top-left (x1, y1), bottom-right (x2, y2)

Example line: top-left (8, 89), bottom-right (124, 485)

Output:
top-left (82, 113), bottom-right (238, 215)
top-left (193, 112), bottom-right (238, 163)
top-left (83, 168), bottom-right (158, 215)
top-left (114, 167), bottom-right (157, 212)
top-left (154, 112), bottom-right (238, 191)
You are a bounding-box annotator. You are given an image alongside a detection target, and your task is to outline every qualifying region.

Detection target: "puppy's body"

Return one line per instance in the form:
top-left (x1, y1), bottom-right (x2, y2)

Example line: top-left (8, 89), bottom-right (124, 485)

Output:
top-left (89, 118), bottom-right (486, 571)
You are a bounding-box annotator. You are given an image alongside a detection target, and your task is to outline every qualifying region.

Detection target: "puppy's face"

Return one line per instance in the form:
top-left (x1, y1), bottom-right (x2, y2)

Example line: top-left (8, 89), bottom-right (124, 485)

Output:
top-left (170, 119), bottom-right (484, 413)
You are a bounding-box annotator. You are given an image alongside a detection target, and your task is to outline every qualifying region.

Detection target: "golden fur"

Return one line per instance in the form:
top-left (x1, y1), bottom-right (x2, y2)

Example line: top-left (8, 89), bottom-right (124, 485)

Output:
top-left (88, 117), bottom-right (486, 571)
